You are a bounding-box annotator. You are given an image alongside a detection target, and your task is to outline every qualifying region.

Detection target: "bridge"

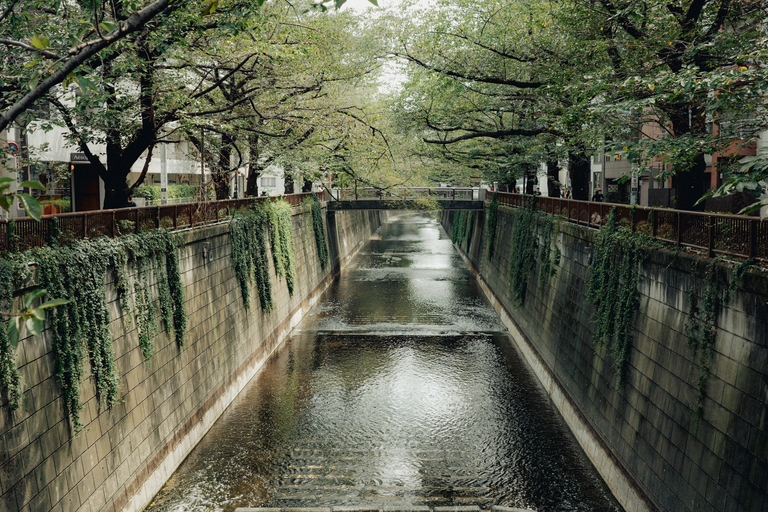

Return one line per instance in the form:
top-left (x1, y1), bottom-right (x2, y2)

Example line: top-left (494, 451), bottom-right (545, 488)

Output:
top-left (325, 187), bottom-right (485, 210)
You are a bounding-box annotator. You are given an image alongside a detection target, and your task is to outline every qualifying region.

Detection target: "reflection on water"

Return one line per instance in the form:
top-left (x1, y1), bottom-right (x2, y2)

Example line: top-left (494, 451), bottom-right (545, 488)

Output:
top-left (145, 213), bottom-right (621, 512)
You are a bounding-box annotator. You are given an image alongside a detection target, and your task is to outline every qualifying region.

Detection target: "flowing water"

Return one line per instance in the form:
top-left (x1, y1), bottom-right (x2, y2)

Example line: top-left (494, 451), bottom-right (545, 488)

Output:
top-left (145, 212), bottom-right (621, 512)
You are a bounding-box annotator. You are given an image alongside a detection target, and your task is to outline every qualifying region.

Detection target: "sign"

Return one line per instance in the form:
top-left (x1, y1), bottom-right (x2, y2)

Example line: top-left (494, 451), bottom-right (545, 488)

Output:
top-left (70, 152), bottom-right (89, 162)
top-left (6, 142), bottom-right (19, 154)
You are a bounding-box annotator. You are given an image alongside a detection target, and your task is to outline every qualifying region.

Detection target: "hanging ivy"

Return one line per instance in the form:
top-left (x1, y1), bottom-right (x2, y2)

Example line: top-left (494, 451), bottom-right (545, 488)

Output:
top-left (685, 257), bottom-right (753, 433)
top-left (586, 208), bottom-right (650, 387)
top-left (486, 193), bottom-right (499, 260)
top-left (307, 194), bottom-right (329, 269)
top-left (451, 209), bottom-right (473, 249)
top-left (537, 214), bottom-right (561, 288)
top-left (230, 208), bottom-right (273, 312)
top-left (0, 258), bottom-right (22, 410)
top-left (265, 200), bottom-right (297, 296)
top-left (19, 230), bottom-right (187, 431)
top-left (509, 197), bottom-right (540, 305)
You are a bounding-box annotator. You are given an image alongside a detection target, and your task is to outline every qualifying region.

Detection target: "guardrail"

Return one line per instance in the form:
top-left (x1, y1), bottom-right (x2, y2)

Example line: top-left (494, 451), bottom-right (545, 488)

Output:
top-left (495, 192), bottom-right (768, 262)
top-left (329, 187), bottom-right (477, 201)
top-left (0, 192), bottom-right (314, 252)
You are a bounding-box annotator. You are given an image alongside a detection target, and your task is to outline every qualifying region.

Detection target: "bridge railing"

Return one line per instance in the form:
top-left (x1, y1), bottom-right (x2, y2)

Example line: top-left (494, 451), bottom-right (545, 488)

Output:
top-left (0, 192), bottom-right (314, 252)
top-left (327, 187), bottom-right (477, 201)
top-left (495, 192), bottom-right (768, 262)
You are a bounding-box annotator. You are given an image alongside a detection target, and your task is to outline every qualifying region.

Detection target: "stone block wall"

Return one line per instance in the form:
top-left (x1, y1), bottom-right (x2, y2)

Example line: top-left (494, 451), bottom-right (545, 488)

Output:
top-left (0, 204), bottom-right (382, 512)
top-left (443, 206), bottom-right (768, 512)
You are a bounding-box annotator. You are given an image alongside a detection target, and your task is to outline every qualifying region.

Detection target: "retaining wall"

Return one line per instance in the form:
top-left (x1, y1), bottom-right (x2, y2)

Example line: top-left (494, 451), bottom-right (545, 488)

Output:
top-left (444, 206), bottom-right (768, 512)
top-left (0, 204), bottom-right (384, 512)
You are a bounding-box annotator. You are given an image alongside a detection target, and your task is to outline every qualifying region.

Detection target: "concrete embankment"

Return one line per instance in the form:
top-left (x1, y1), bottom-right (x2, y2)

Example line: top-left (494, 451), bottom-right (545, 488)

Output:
top-left (443, 206), bottom-right (768, 512)
top-left (0, 204), bottom-right (384, 512)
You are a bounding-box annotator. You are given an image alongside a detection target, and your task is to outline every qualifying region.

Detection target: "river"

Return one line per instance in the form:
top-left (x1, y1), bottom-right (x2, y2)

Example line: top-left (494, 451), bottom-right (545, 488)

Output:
top-left (145, 212), bottom-right (621, 512)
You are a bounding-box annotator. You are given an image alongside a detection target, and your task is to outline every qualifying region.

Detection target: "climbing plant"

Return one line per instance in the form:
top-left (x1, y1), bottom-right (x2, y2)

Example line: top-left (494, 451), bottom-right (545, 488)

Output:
top-left (451, 210), bottom-right (473, 250)
top-left (486, 193), bottom-right (499, 260)
top-left (0, 259), bottom-right (22, 410)
top-left (537, 214), bottom-right (561, 288)
top-left (15, 230), bottom-right (188, 431)
top-left (586, 208), bottom-right (650, 387)
top-left (509, 197), bottom-right (540, 305)
top-left (265, 200), bottom-right (297, 296)
top-left (685, 257), bottom-right (753, 434)
top-left (306, 195), bottom-right (329, 269)
top-left (230, 208), bottom-right (274, 312)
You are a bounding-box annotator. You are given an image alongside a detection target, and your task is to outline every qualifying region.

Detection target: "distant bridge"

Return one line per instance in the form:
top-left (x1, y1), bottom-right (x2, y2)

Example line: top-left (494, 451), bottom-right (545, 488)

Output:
top-left (325, 187), bottom-right (486, 210)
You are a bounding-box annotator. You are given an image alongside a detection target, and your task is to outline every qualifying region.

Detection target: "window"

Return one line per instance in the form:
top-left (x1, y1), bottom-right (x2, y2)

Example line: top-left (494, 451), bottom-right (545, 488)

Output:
top-left (261, 176), bottom-right (276, 187)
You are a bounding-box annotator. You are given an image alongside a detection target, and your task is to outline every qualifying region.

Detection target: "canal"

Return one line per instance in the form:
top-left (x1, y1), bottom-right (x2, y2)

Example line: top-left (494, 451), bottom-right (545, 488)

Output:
top-left (145, 212), bottom-right (621, 512)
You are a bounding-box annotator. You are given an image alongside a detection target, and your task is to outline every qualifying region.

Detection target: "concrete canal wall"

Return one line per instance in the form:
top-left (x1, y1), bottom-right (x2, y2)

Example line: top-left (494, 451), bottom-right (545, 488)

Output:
top-left (0, 204), bottom-right (384, 512)
top-left (443, 206), bottom-right (768, 512)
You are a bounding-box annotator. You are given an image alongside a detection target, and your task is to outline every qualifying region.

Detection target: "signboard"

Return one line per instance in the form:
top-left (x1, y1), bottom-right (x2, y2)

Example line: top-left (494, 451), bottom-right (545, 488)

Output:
top-left (6, 142), bottom-right (19, 154)
top-left (70, 152), bottom-right (89, 162)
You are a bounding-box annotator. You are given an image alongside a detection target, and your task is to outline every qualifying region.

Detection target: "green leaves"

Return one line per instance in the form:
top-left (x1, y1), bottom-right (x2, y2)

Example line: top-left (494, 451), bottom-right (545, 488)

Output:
top-left (0, 178), bottom-right (46, 221)
top-left (7, 289), bottom-right (70, 349)
top-left (30, 35), bottom-right (50, 49)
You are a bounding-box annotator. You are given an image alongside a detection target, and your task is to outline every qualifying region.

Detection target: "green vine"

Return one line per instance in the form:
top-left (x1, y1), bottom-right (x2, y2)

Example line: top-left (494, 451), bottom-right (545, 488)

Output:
top-left (509, 197), bottom-right (540, 305)
top-left (306, 194), bottom-right (329, 269)
top-left (537, 214), bottom-right (561, 288)
top-left (0, 259), bottom-right (22, 410)
top-left (25, 230), bottom-right (187, 431)
top-left (230, 208), bottom-right (273, 312)
top-left (486, 193), bottom-right (499, 260)
top-left (586, 208), bottom-right (649, 387)
top-left (451, 210), bottom-right (473, 249)
top-left (685, 257), bottom-right (753, 433)
top-left (265, 200), bottom-right (297, 296)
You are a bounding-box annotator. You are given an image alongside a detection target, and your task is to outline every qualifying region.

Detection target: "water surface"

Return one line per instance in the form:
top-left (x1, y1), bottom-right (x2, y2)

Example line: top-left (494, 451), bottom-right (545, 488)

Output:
top-left (145, 213), bottom-right (621, 512)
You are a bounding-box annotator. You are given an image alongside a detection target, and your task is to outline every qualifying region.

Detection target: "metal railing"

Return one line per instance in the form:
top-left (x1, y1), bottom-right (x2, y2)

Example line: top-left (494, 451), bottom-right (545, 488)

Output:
top-left (328, 187), bottom-right (477, 201)
top-left (0, 192), bottom-right (314, 252)
top-left (494, 192), bottom-right (768, 262)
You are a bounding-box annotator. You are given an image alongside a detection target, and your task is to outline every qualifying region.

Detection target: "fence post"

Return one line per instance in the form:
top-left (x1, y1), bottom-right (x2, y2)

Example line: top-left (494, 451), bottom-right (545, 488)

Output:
top-left (134, 208), bottom-right (139, 234)
top-left (174, 205), bottom-right (178, 230)
top-left (155, 206), bottom-right (160, 229)
top-left (652, 210), bottom-right (658, 237)
top-left (676, 213), bottom-right (682, 247)
top-left (749, 219), bottom-right (757, 258)
top-left (707, 215), bottom-right (715, 257)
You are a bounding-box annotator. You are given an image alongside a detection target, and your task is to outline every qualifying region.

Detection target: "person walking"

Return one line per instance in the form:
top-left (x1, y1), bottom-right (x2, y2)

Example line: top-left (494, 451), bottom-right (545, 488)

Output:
top-left (591, 189), bottom-right (604, 202)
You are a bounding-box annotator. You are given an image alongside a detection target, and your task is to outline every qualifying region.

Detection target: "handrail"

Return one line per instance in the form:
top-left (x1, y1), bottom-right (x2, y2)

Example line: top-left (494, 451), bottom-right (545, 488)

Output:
top-left (493, 191), bottom-right (767, 262)
top-left (0, 192), bottom-right (315, 252)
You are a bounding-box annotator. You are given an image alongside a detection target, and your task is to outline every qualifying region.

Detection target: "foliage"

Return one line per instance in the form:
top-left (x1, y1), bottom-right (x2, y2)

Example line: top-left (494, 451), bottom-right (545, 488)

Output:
top-left (264, 200), bottom-right (297, 296)
top-left (509, 197), bottom-right (540, 305)
top-left (230, 208), bottom-right (273, 312)
top-left (451, 210), bottom-right (473, 250)
top-left (16, 230), bottom-right (187, 431)
top-left (306, 195), bottom-right (329, 269)
top-left (486, 193), bottom-right (499, 260)
top-left (537, 214), bottom-right (561, 288)
top-left (702, 147), bottom-right (768, 214)
top-left (685, 257), bottom-right (754, 434)
top-left (0, 259), bottom-right (21, 410)
top-left (586, 208), bottom-right (649, 387)
top-left (133, 185), bottom-right (201, 201)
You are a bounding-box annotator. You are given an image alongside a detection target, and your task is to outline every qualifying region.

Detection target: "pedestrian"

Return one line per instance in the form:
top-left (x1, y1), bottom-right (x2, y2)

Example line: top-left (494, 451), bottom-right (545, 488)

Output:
top-left (127, 196), bottom-right (136, 207)
top-left (534, 187), bottom-right (542, 196)
top-left (514, 186), bottom-right (520, 194)
top-left (591, 189), bottom-right (604, 202)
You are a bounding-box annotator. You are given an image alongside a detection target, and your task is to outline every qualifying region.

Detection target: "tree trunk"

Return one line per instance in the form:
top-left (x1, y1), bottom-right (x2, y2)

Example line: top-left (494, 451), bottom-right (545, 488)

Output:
top-left (569, 148), bottom-right (590, 201)
top-left (102, 167), bottom-right (131, 209)
top-left (546, 160), bottom-right (561, 198)
top-left (525, 168), bottom-right (536, 194)
top-left (213, 133), bottom-right (234, 200)
top-left (284, 173), bottom-right (295, 194)
top-left (245, 133), bottom-right (260, 197)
